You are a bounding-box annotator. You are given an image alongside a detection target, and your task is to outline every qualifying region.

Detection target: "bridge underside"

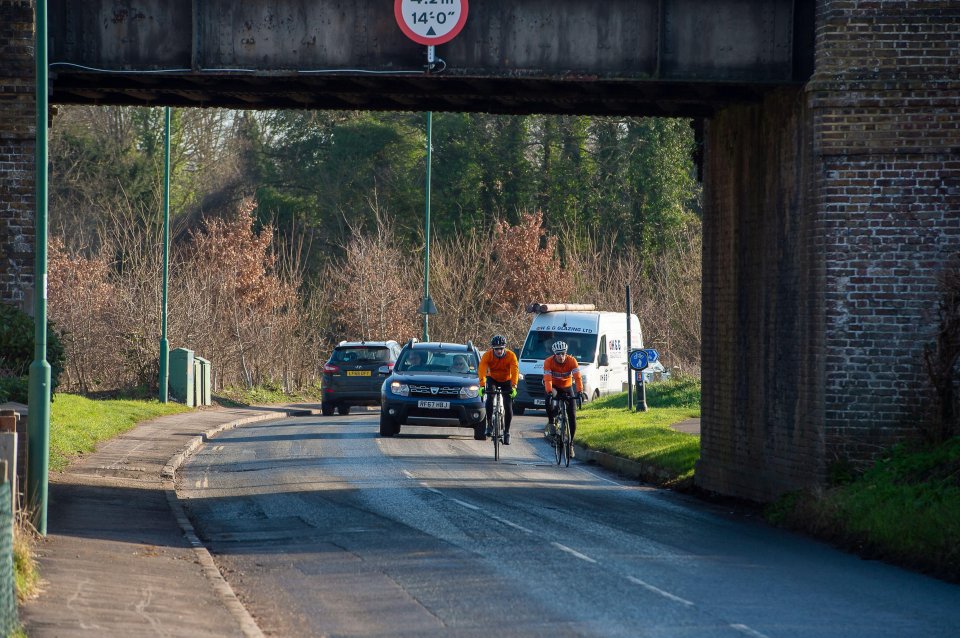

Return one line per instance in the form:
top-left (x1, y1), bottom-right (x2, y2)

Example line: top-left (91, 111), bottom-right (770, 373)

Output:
top-left (48, 0), bottom-right (810, 116)
top-left (51, 74), bottom-right (780, 117)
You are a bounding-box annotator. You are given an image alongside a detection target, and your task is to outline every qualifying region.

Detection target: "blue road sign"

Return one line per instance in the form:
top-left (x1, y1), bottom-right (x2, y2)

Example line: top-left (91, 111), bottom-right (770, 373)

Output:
top-left (629, 349), bottom-right (648, 371)
top-left (644, 348), bottom-right (659, 363)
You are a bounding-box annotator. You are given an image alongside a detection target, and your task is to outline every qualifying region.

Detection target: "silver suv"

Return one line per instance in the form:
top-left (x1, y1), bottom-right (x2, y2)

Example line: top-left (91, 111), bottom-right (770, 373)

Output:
top-left (321, 341), bottom-right (401, 416)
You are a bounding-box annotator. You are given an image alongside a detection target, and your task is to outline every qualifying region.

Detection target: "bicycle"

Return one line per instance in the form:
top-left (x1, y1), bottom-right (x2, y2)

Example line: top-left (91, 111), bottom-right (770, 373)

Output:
top-left (551, 390), bottom-right (576, 467)
top-left (486, 377), bottom-right (505, 461)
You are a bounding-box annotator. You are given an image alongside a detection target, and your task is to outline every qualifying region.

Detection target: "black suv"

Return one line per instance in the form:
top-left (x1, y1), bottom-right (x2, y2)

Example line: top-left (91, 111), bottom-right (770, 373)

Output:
top-left (379, 341), bottom-right (485, 439)
top-left (321, 341), bottom-right (401, 416)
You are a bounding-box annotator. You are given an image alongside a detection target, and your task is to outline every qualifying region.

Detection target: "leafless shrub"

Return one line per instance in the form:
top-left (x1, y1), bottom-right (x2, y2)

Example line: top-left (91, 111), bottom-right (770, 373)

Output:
top-left (323, 205), bottom-right (420, 344)
top-left (558, 223), bottom-right (702, 374)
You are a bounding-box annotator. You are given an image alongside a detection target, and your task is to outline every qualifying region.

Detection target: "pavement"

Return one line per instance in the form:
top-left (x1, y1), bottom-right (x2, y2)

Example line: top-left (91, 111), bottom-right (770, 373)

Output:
top-left (13, 404), bottom-right (699, 636)
top-left (17, 403), bottom-right (318, 638)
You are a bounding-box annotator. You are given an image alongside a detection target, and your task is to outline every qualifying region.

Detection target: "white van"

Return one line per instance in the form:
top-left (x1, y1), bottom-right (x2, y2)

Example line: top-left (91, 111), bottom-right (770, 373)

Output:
top-left (513, 305), bottom-right (642, 414)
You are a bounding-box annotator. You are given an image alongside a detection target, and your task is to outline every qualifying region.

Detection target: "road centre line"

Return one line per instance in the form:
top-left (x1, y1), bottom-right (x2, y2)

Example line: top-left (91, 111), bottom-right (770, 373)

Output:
top-left (551, 542), bottom-right (597, 563)
top-left (626, 576), bottom-right (694, 606)
top-left (452, 498), bottom-right (480, 510)
top-left (730, 624), bottom-right (771, 638)
top-left (487, 513), bottom-right (534, 534)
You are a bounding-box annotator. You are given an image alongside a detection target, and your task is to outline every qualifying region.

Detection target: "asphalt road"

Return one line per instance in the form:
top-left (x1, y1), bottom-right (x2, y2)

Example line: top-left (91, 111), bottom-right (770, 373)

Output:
top-left (177, 412), bottom-right (960, 638)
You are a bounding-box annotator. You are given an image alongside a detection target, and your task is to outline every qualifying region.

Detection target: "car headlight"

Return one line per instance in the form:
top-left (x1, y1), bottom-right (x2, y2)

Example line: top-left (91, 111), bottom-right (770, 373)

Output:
top-left (460, 385), bottom-right (479, 399)
top-left (517, 373), bottom-right (524, 381)
top-left (390, 381), bottom-right (410, 397)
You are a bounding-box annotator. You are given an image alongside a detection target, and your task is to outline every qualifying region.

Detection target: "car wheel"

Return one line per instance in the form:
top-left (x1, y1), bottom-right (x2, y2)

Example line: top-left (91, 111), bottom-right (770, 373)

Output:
top-left (321, 402), bottom-right (335, 416)
top-left (337, 404), bottom-right (351, 416)
top-left (513, 406), bottom-right (525, 416)
top-left (593, 390), bottom-right (600, 401)
top-left (473, 422), bottom-right (486, 440)
top-left (379, 411), bottom-right (397, 437)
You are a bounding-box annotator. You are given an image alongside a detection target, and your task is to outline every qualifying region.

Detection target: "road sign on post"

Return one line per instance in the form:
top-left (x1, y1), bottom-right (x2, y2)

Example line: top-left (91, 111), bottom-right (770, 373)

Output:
top-left (395, 0), bottom-right (469, 46)
top-left (629, 349), bottom-right (649, 371)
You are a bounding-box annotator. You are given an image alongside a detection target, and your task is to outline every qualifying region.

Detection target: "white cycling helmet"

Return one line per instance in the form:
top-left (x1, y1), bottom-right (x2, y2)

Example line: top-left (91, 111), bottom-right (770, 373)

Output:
top-left (551, 340), bottom-right (568, 354)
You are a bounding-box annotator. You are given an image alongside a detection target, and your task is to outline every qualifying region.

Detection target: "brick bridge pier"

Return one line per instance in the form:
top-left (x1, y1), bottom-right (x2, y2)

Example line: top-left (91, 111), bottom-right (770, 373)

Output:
top-left (1, 1), bottom-right (958, 501)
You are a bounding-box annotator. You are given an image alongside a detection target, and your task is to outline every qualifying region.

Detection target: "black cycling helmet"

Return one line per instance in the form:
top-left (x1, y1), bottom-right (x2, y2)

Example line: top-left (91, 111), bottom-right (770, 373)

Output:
top-left (490, 335), bottom-right (506, 348)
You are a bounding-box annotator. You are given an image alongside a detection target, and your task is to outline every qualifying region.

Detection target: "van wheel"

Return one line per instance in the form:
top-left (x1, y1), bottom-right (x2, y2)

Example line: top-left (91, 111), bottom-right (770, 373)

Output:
top-left (592, 390), bottom-right (600, 401)
top-left (513, 406), bottom-right (525, 416)
top-left (321, 402), bottom-right (335, 416)
top-left (337, 404), bottom-right (351, 415)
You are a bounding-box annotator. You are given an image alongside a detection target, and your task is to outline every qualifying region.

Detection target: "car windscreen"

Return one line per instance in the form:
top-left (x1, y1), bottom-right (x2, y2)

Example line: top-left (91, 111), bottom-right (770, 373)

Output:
top-left (330, 347), bottom-right (392, 364)
top-left (519, 331), bottom-right (598, 363)
top-left (396, 349), bottom-right (479, 374)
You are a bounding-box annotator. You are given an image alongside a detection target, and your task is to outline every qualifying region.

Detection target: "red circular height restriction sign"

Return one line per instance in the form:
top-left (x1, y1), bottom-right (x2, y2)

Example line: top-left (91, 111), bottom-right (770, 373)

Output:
top-left (395, 0), bottom-right (469, 46)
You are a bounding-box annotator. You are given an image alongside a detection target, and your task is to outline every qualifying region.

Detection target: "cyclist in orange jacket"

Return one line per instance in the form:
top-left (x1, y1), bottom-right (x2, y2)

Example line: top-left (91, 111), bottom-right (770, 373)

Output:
top-left (478, 334), bottom-right (519, 444)
top-left (543, 340), bottom-right (584, 454)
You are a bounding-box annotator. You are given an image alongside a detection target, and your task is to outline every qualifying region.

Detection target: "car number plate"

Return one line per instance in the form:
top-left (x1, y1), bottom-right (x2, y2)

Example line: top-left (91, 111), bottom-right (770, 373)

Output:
top-left (417, 400), bottom-right (450, 409)
top-left (347, 370), bottom-right (371, 376)
top-left (534, 399), bottom-right (545, 406)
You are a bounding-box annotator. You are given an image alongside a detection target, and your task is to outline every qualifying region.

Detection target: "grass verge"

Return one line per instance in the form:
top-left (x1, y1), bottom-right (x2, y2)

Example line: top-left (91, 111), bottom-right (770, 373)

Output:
top-left (575, 376), bottom-right (701, 486)
top-left (767, 436), bottom-right (960, 582)
top-left (50, 394), bottom-right (192, 472)
top-left (216, 381), bottom-right (323, 407)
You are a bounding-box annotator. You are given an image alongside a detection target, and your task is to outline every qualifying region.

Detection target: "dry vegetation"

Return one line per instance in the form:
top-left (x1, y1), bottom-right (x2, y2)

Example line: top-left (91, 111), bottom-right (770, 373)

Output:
top-left (49, 200), bottom-right (701, 394)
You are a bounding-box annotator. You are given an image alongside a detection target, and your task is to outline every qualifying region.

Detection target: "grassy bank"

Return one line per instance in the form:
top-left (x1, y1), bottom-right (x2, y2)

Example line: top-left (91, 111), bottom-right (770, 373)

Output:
top-left (49, 394), bottom-right (191, 471)
top-left (216, 381), bottom-right (323, 407)
top-left (767, 436), bottom-right (960, 582)
top-left (575, 377), bottom-right (701, 484)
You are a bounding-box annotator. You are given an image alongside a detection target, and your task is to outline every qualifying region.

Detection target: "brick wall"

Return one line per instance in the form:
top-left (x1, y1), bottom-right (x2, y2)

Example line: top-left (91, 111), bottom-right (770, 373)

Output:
top-left (0, 0), bottom-right (35, 309)
top-left (811, 0), bottom-right (960, 463)
top-left (697, 0), bottom-right (960, 501)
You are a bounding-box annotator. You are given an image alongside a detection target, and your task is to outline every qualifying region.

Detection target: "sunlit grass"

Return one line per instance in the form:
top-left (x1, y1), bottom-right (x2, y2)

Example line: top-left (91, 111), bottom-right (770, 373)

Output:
top-left (50, 394), bottom-right (191, 472)
top-left (767, 436), bottom-right (960, 580)
top-left (217, 381), bottom-right (324, 406)
top-left (576, 376), bottom-right (701, 482)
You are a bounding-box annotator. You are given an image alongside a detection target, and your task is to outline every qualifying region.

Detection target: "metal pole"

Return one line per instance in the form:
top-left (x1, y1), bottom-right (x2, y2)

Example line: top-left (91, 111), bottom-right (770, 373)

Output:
top-left (638, 374), bottom-right (648, 412)
top-left (422, 110), bottom-right (432, 342)
top-left (27, 0), bottom-right (51, 535)
top-left (158, 107), bottom-right (171, 402)
top-left (626, 285), bottom-right (633, 410)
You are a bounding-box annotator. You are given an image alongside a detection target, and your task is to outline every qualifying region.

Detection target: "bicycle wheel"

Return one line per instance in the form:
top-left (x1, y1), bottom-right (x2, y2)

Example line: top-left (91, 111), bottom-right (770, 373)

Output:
top-left (562, 417), bottom-right (572, 468)
top-left (554, 408), bottom-right (565, 465)
top-left (493, 402), bottom-right (502, 461)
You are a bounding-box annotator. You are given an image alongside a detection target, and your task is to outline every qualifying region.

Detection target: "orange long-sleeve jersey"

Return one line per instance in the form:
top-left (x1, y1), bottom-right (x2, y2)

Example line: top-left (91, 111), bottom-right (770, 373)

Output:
top-left (478, 349), bottom-right (519, 386)
top-left (543, 355), bottom-right (583, 393)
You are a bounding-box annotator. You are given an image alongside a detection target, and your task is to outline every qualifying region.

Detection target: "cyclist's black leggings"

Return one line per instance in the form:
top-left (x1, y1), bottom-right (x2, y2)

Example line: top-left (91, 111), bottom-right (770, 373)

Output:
top-left (485, 379), bottom-right (514, 433)
top-left (547, 386), bottom-right (577, 439)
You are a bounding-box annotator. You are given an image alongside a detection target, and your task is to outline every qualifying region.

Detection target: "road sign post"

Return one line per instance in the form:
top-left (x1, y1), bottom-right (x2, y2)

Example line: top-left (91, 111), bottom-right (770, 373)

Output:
top-left (629, 348), bottom-right (658, 413)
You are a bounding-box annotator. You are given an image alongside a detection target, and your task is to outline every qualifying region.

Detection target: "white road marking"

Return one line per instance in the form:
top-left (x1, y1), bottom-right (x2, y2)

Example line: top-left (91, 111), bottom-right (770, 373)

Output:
top-left (402, 470), bottom-right (414, 479)
top-left (626, 576), bottom-right (695, 606)
top-left (730, 624), bottom-right (771, 638)
top-left (488, 513), bottom-right (534, 534)
top-left (551, 542), bottom-right (597, 563)
top-left (214, 445), bottom-right (224, 452)
top-left (425, 487), bottom-right (442, 495)
top-left (452, 498), bottom-right (480, 511)
top-left (576, 467), bottom-right (625, 486)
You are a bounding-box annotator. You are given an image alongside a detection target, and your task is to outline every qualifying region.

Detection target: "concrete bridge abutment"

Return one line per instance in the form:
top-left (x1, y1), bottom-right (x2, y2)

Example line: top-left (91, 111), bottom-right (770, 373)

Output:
top-left (697, 0), bottom-right (960, 501)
